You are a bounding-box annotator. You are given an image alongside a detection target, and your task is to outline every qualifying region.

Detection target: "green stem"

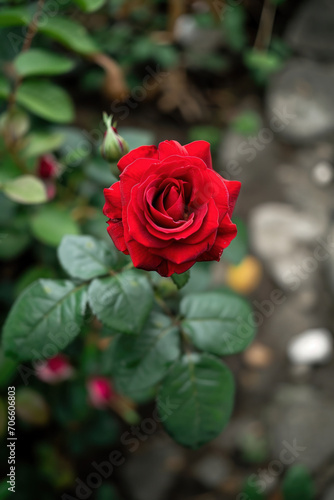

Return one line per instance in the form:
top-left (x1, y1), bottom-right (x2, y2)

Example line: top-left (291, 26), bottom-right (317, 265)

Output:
top-left (7, 0), bottom-right (46, 114)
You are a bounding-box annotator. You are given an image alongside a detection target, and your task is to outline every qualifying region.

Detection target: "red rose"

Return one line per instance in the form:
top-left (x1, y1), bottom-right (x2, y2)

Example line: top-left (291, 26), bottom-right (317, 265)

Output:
top-left (103, 140), bottom-right (241, 277)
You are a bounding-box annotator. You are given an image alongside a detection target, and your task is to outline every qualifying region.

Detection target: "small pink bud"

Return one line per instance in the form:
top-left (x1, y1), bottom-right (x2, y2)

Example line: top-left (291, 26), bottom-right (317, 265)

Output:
top-left (100, 113), bottom-right (129, 162)
top-left (37, 154), bottom-right (60, 179)
top-left (87, 377), bottom-right (115, 408)
top-left (35, 354), bottom-right (74, 384)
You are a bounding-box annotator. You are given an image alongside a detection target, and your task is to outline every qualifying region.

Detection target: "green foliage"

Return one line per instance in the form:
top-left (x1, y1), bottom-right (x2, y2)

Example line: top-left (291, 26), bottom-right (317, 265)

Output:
top-left (282, 465), bottom-right (315, 500)
top-left (72, 0), bottom-right (107, 12)
top-left (2, 279), bottom-right (87, 360)
top-left (14, 49), bottom-right (75, 77)
top-left (1, 175), bottom-right (47, 204)
top-left (0, 76), bottom-right (10, 98)
top-left (241, 480), bottom-right (265, 500)
top-left (230, 111), bottom-right (261, 136)
top-left (38, 16), bottom-right (98, 55)
top-left (158, 353), bottom-right (235, 448)
top-left (0, 348), bottom-right (17, 388)
top-left (244, 49), bottom-right (284, 85)
top-left (171, 271), bottom-right (190, 290)
top-left (88, 270), bottom-right (154, 334)
top-left (0, 7), bottom-right (30, 27)
top-left (0, 221), bottom-right (31, 260)
top-left (222, 5), bottom-right (247, 52)
top-left (58, 235), bottom-right (123, 280)
top-left (181, 290), bottom-right (255, 355)
top-left (16, 80), bottom-right (74, 123)
top-left (0, 0), bottom-right (264, 460)
top-left (109, 312), bottom-right (181, 396)
top-left (23, 131), bottom-right (65, 157)
top-left (29, 205), bottom-right (80, 247)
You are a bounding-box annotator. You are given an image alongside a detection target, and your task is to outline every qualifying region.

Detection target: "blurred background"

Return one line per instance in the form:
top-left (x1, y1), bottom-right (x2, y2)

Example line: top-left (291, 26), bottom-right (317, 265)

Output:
top-left (1, 0), bottom-right (334, 499)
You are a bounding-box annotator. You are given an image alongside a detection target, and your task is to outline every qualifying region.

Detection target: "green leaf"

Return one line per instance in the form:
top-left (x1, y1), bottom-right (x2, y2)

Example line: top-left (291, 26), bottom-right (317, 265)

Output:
top-left (23, 131), bottom-right (65, 157)
top-left (88, 270), bottom-right (153, 334)
top-left (14, 49), bottom-right (75, 77)
top-left (2, 175), bottom-right (47, 204)
top-left (58, 235), bottom-right (121, 280)
top-left (15, 265), bottom-right (55, 296)
top-left (2, 279), bottom-right (87, 361)
top-left (109, 312), bottom-right (181, 396)
top-left (29, 204), bottom-right (80, 247)
top-left (222, 4), bottom-right (247, 52)
top-left (282, 465), bottom-right (315, 500)
top-left (0, 348), bottom-right (17, 388)
top-left (39, 16), bottom-right (98, 55)
top-left (0, 479), bottom-right (11, 499)
top-left (181, 291), bottom-right (255, 355)
top-left (0, 76), bottom-right (10, 99)
top-left (230, 111), bottom-right (261, 136)
top-left (0, 223), bottom-right (31, 261)
top-left (171, 271), bottom-right (190, 290)
top-left (223, 218), bottom-right (248, 265)
top-left (244, 49), bottom-right (284, 85)
top-left (16, 80), bottom-right (74, 123)
top-left (72, 0), bottom-right (106, 12)
top-left (0, 7), bottom-right (30, 27)
top-left (158, 353), bottom-right (235, 448)
top-left (241, 480), bottom-right (265, 500)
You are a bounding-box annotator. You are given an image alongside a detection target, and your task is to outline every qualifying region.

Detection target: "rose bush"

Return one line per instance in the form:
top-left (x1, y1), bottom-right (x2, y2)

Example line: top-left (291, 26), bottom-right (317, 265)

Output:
top-left (103, 140), bottom-right (241, 276)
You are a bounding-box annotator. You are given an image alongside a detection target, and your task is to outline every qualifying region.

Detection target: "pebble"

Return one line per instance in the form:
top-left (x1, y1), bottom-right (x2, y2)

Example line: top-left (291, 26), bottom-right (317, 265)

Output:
top-left (311, 161), bottom-right (334, 186)
top-left (287, 328), bottom-right (333, 365)
top-left (243, 343), bottom-right (274, 369)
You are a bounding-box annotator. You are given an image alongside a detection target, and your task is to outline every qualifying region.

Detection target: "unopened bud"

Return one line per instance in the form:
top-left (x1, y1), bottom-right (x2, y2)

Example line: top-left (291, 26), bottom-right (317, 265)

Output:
top-left (35, 354), bottom-right (74, 384)
top-left (100, 113), bottom-right (129, 162)
top-left (87, 377), bottom-right (115, 408)
top-left (37, 154), bottom-right (60, 179)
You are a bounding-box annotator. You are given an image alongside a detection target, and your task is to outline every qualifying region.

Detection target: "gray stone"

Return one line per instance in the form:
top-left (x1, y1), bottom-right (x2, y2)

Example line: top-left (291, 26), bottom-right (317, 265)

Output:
top-left (287, 328), bottom-right (333, 365)
top-left (120, 437), bottom-right (183, 500)
top-left (174, 14), bottom-right (222, 52)
top-left (192, 455), bottom-right (231, 488)
top-left (324, 484), bottom-right (334, 500)
top-left (266, 385), bottom-right (334, 471)
top-left (266, 59), bottom-right (334, 144)
top-left (249, 202), bottom-right (326, 290)
top-left (285, 0), bottom-right (334, 60)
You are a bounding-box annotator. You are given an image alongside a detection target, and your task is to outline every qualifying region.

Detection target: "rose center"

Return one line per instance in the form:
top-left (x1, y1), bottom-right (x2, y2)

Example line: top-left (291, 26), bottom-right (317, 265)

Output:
top-left (154, 180), bottom-right (189, 222)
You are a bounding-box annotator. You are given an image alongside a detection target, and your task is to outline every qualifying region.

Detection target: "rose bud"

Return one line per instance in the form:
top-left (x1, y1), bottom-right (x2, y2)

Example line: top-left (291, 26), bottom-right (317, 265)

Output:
top-left (100, 112), bottom-right (129, 162)
top-left (87, 377), bottom-right (115, 409)
top-left (103, 140), bottom-right (241, 277)
top-left (37, 154), bottom-right (60, 179)
top-left (35, 354), bottom-right (74, 384)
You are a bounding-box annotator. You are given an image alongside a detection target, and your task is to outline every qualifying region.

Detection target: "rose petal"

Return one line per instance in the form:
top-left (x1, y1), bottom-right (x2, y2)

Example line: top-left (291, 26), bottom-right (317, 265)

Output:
top-left (117, 145), bottom-right (158, 172)
top-left (224, 179), bottom-right (241, 216)
top-left (156, 259), bottom-right (197, 277)
top-left (198, 213), bottom-right (237, 261)
top-left (158, 140), bottom-right (188, 159)
top-left (103, 182), bottom-right (122, 219)
top-left (185, 140), bottom-right (212, 169)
